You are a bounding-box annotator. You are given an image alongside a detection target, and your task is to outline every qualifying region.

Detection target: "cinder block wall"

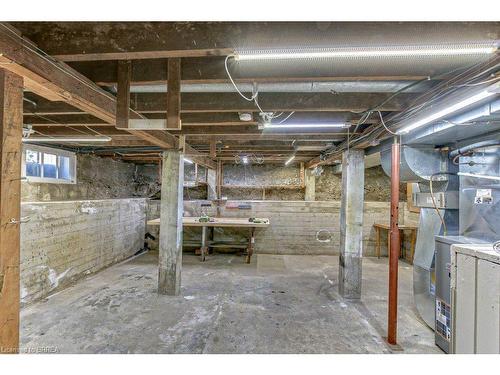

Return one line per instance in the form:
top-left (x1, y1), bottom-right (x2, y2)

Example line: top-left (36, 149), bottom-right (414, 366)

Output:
top-left (146, 200), bottom-right (418, 257)
top-left (20, 198), bottom-right (147, 305)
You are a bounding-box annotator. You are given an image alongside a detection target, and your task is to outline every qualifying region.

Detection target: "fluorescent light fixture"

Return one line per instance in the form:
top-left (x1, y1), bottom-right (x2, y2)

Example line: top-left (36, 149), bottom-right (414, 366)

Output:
top-left (235, 44), bottom-right (497, 61)
top-left (397, 89), bottom-right (497, 134)
top-left (183, 157), bottom-right (194, 164)
top-left (457, 172), bottom-right (500, 181)
top-left (264, 123), bottom-right (350, 129)
top-left (285, 155), bottom-right (296, 166)
top-left (22, 136), bottom-right (111, 143)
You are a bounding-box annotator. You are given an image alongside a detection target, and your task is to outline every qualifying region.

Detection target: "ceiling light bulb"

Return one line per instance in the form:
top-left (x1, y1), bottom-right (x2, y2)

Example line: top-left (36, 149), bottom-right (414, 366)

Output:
top-left (397, 88), bottom-right (497, 134)
top-left (22, 136), bottom-right (112, 143)
top-left (264, 123), bottom-right (350, 129)
top-left (285, 155), bottom-right (296, 166)
top-left (235, 44), bottom-right (497, 61)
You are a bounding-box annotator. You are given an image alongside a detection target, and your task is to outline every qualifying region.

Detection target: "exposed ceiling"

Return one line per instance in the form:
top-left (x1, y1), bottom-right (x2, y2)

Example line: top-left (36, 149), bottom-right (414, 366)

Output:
top-left (7, 22), bottom-right (500, 166)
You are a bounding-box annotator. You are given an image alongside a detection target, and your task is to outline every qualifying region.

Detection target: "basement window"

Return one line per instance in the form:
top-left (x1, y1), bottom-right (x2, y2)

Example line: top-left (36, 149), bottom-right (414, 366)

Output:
top-left (22, 145), bottom-right (77, 184)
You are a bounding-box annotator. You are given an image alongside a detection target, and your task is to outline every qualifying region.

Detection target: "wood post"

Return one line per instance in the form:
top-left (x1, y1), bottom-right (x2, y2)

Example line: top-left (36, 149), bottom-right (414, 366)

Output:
top-left (387, 137), bottom-right (401, 345)
top-left (339, 149), bottom-right (365, 299)
top-left (0, 69), bottom-right (23, 353)
top-left (210, 140), bottom-right (217, 159)
top-left (167, 58), bottom-right (181, 130)
top-left (304, 168), bottom-right (315, 201)
top-left (116, 60), bottom-right (132, 129)
top-left (216, 160), bottom-right (222, 199)
top-left (158, 150), bottom-right (184, 295)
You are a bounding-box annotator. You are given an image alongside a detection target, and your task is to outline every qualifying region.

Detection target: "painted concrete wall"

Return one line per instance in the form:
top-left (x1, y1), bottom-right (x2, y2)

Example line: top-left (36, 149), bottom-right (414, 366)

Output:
top-left (146, 200), bottom-right (417, 257)
top-left (20, 199), bottom-right (147, 305)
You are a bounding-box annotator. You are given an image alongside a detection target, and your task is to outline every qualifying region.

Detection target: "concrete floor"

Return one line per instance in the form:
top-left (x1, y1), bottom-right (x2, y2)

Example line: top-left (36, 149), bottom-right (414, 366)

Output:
top-left (20, 252), bottom-right (443, 354)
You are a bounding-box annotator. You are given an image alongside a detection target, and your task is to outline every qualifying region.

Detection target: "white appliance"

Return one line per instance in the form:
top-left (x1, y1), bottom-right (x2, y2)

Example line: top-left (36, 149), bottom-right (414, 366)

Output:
top-left (451, 244), bottom-right (500, 354)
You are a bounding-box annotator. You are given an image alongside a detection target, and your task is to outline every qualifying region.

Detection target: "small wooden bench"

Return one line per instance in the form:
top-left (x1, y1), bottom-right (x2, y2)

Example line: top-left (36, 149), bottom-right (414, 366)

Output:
top-left (373, 223), bottom-right (418, 264)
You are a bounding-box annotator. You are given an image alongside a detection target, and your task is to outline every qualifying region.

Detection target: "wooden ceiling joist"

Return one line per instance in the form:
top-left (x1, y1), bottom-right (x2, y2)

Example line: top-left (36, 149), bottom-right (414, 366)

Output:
top-left (0, 24), bottom-right (216, 168)
top-left (131, 92), bottom-right (409, 113)
top-left (12, 22), bottom-right (498, 63)
top-left (64, 58), bottom-right (433, 86)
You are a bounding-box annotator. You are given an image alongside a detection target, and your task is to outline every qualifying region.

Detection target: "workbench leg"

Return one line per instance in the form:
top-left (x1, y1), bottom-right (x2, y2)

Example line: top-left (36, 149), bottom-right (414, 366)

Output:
top-left (246, 227), bottom-right (255, 264)
top-left (200, 226), bottom-right (207, 262)
top-left (376, 227), bottom-right (380, 259)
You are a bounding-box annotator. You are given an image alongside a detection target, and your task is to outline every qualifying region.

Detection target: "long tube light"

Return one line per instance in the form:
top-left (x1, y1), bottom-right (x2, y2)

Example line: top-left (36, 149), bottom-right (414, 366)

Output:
top-left (457, 172), bottom-right (500, 181)
top-left (235, 44), bottom-right (497, 61)
top-left (397, 88), bottom-right (497, 134)
top-left (22, 136), bottom-right (112, 143)
top-left (285, 155), bottom-right (296, 166)
top-left (183, 157), bottom-right (194, 164)
top-left (264, 123), bottom-right (350, 129)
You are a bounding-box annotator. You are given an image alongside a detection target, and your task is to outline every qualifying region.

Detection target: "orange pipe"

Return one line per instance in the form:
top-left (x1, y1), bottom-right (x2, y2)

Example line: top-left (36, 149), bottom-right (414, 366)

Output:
top-left (387, 138), bottom-right (401, 345)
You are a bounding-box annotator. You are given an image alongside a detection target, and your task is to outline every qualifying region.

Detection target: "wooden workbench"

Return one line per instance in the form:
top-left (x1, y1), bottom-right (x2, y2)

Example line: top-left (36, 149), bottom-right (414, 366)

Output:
top-left (373, 223), bottom-right (418, 264)
top-left (147, 217), bottom-right (270, 263)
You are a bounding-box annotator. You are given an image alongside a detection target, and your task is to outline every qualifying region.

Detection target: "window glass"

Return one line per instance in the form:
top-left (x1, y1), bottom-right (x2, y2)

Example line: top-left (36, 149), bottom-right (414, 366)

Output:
top-left (43, 153), bottom-right (58, 178)
top-left (25, 150), bottom-right (41, 177)
top-left (58, 156), bottom-right (71, 180)
top-left (24, 146), bottom-right (76, 184)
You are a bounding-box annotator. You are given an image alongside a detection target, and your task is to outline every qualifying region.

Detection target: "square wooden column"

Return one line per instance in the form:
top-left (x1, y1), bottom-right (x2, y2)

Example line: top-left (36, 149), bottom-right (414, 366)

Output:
top-left (158, 150), bottom-right (184, 295)
top-left (304, 168), bottom-right (316, 201)
top-left (339, 149), bottom-right (365, 299)
top-left (0, 69), bottom-right (23, 353)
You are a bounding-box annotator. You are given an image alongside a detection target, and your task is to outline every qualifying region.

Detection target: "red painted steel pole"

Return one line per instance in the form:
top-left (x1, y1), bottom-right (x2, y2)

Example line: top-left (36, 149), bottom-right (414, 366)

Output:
top-left (387, 137), bottom-right (401, 345)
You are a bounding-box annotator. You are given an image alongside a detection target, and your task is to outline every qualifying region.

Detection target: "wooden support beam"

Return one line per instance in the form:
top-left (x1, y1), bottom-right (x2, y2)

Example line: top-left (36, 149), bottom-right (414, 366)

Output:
top-left (167, 58), bottom-right (182, 130)
top-left (116, 60), bottom-right (132, 129)
top-left (210, 140), bottom-right (217, 159)
top-left (54, 48), bottom-right (233, 62)
top-left (0, 24), bottom-right (175, 149)
top-left (131, 92), bottom-right (409, 113)
top-left (339, 149), bottom-right (365, 300)
top-left (13, 22), bottom-right (498, 64)
top-left (158, 150), bottom-right (184, 295)
top-left (66, 57), bottom-right (436, 86)
top-left (0, 69), bottom-right (23, 354)
top-left (216, 160), bottom-right (222, 200)
top-left (304, 168), bottom-right (316, 201)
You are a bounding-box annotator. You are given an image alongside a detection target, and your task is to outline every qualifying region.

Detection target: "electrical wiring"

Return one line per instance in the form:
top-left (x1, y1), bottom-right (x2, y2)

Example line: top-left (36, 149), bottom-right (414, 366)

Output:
top-left (429, 172), bottom-right (457, 236)
top-left (454, 75), bottom-right (500, 87)
top-left (224, 55), bottom-right (258, 102)
top-left (277, 111), bottom-right (295, 124)
top-left (376, 110), bottom-right (398, 135)
top-left (225, 54), bottom-right (295, 122)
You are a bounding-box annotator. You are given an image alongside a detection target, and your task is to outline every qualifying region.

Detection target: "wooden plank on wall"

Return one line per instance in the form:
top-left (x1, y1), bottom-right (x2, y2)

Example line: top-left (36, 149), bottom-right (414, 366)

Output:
top-left (167, 58), bottom-right (181, 130)
top-left (0, 69), bottom-right (23, 354)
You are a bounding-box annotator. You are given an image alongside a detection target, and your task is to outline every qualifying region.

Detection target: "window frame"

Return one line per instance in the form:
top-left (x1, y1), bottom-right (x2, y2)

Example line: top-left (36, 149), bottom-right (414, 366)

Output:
top-left (22, 144), bottom-right (77, 184)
